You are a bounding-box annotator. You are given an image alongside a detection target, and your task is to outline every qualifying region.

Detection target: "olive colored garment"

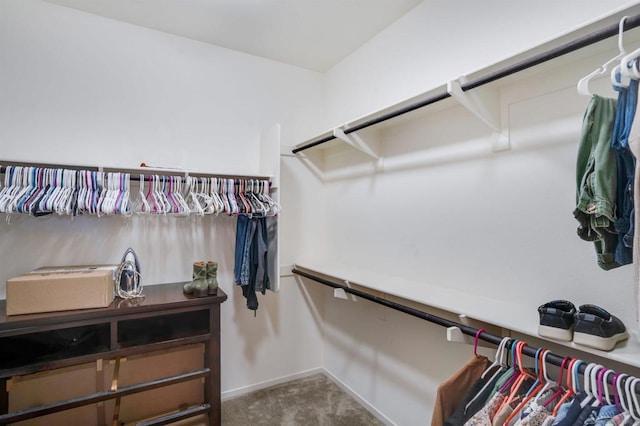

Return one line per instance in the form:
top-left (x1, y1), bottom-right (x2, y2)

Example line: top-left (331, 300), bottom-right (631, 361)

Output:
top-left (573, 95), bottom-right (620, 270)
top-left (432, 355), bottom-right (491, 426)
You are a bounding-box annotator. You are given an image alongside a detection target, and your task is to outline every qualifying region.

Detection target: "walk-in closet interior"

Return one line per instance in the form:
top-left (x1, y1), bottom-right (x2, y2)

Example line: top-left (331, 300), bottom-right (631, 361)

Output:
top-left (5, 0), bottom-right (640, 425)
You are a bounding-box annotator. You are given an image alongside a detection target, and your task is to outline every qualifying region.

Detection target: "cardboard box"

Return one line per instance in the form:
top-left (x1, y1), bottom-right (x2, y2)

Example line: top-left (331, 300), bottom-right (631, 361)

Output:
top-left (9, 362), bottom-right (99, 426)
top-left (103, 344), bottom-right (205, 424)
top-left (6, 265), bottom-right (117, 315)
top-left (8, 345), bottom-right (205, 426)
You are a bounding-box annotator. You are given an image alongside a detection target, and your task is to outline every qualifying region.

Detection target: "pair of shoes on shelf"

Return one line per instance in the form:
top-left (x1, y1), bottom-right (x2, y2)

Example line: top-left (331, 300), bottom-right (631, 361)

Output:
top-left (183, 261), bottom-right (219, 297)
top-left (537, 300), bottom-right (628, 351)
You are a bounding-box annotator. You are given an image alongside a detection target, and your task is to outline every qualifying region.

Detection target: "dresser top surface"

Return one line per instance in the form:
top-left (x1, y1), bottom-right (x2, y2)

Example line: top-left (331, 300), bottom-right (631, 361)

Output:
top-left (0, 282), bottom-right (227, 331)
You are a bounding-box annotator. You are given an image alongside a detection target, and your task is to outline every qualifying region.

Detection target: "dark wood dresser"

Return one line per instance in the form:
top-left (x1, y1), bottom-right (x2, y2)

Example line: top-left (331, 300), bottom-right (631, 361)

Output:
top-left (0, 283), bottom-right (227, 425)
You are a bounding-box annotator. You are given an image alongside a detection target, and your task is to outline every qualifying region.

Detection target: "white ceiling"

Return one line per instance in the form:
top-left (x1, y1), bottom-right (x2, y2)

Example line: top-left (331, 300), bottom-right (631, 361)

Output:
top-left (45, 0), bottom-right (423, 72)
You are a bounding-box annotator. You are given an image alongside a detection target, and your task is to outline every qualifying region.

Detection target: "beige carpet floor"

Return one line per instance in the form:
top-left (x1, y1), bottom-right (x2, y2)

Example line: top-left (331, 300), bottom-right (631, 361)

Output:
top-left (222, 373), bottom-right (384, 426)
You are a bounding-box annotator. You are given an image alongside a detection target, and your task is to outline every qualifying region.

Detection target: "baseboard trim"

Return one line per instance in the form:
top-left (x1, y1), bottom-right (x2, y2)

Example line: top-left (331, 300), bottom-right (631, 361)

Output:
top-left (221, 367), bottom-right (324, 401)
top-left (321, 369), bottom-right (396, 426)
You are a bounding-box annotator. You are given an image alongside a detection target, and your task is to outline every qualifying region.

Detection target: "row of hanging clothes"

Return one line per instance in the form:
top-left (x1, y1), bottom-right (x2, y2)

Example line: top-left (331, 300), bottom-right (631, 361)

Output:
top-left (574, 16), bottom-right (640, 271)
top-left (0, 165), bottom-right (280, 218)
top-left (433, 335), bottom-right (640, 426)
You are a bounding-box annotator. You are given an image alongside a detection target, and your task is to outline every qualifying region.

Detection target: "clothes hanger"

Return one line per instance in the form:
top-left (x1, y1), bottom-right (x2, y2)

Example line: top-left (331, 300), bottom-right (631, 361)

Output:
top-left (165, 176), bottom-right (179, 214)
top-left (59, 169), bottom-right (73, 216)
top-left (580, 363), bottom-right (600, 408)
top-left (497, 341), bottom-right (536, 415)
top-left (500, 340), bottom-right (523, 392)
top-left (463, 337), bottom-right (511, 415)
top-left (0, 166), bottom-right (15, 211)
top-left (523, 348), bottom-right (544, 397)
top-left (19, 167), bottom-right (36, 214)
top-left (589, 366), bottom-right (606, 409)
top-left (44, 168), bottom-right (59, 214)
top-left (619, 15), bottom-right (640, 80)
top-left (214, 178), bottom-right (226, 214)
top-left (176, 177), bottom-right (191, 216)
top-left (615, 374), bottom-right (631, 422)
top-left (187, 176), bottom-right (204, 216)
top-left (201, 177), bottom-right (216, 214)
top-left (228, 179), bottom-right (238, 215)
top-left (11, 167), bottom-right (35, 214)
top-left (578, 16), bottom-right (628, 95)
top-left (533, 350), bottom-right (555, 401)
top-left (550, 358), bottom-right (580, 416)
top-left (626, 377), bottom-right (640, 425)
top-left (159, 175), bottom-right (172, 214)
top-left (150, 175), bottom-right (163, 214)
top-left (610, 16), bottom-right (631, 89)
top-left (601, 369), bottom-right (616, 405)
top-left (134, 174), bottom-right (149, 214)
top-left (121, 173), bottom-right (132, 216)
top-left (49, 168), bottom-right (63, 215)
top-left (99, 172), bottom-right (112, 215)
top-left (473, 328), bottom-right (484, 357)
top-left (172, 176), bottom-right (188, 215)
top-left (75, 170), bottom-right (84, 214)
top-left (504, 348), bottom-right (549, 425)
top-left (58, 169), bottom-right (73, 215)
top-left (220, 179), bottom-right (231, 215)
top-left (539, 356), bottom-right (570, 410)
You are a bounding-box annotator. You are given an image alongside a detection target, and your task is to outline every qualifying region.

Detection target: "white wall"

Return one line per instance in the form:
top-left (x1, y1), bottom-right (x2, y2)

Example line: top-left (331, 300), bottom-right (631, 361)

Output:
top-left (6, 1), bottom-right (640, 424)
top-left (325, 0), bottom-right (640, 127)
top-left (304, 2), bottom-right (640, 425)
top-left (0, 0), bottom-right (326, 396)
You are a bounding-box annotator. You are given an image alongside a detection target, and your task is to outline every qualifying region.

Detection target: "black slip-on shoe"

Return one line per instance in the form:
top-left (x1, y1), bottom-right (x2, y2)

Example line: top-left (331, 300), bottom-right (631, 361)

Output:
top-left (573, 304), bottom-right (628, 351)
top-left (537, 300), bottom-right (576, 341)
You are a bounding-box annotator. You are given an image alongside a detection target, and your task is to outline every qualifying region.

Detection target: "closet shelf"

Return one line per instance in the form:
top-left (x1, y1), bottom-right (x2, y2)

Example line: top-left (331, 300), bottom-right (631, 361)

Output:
top-left (292, 10), bottom-right (640, 157)
top-left (0, 159), bottom-right (273, 182)
top-left (292, 261), bottom-right (640, 369)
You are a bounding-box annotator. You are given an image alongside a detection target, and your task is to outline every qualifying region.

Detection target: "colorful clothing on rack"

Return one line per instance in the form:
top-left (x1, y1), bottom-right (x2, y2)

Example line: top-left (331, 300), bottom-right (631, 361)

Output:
top-left (432, 355), bottom-right (491, 426)
top-left (516, 404), bottom-right (551, 426)
top-left (594, 405), bottom-right (621, 426)
top-left (446, 365), bottom-right (508, 426)
top-left (492, 401), bottom-right (514, 426)
top-left (513, 389), bottom-right (554, 426)
top-left (484, 367), bottom-right (516, 406)
top-left (464, 392), bottom-right (506, 426)
top-left (552, 395), bottom-right (584, 426)
top-left (604, 412), bottom-right (628, 426)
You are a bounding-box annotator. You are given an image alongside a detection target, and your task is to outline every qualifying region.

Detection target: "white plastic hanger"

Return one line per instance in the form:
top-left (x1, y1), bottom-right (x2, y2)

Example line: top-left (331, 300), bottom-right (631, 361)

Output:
top-left (620, 16), bottom-right (640, 80)
top-left (134, 174), bottom-right (148, 214)
top-left (578, 16), bottom-right (628, 95)
top-left (626, 377), bottom-right (640, 425)
top-left (610, 16), bottom-right (632, 89)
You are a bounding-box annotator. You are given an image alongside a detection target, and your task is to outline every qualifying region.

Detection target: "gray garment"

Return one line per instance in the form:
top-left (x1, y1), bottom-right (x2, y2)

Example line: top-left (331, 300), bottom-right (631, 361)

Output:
top-left (255, 218), bottom-right (269, 293)
top-left (266, 216), bottom-right (278, 291)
